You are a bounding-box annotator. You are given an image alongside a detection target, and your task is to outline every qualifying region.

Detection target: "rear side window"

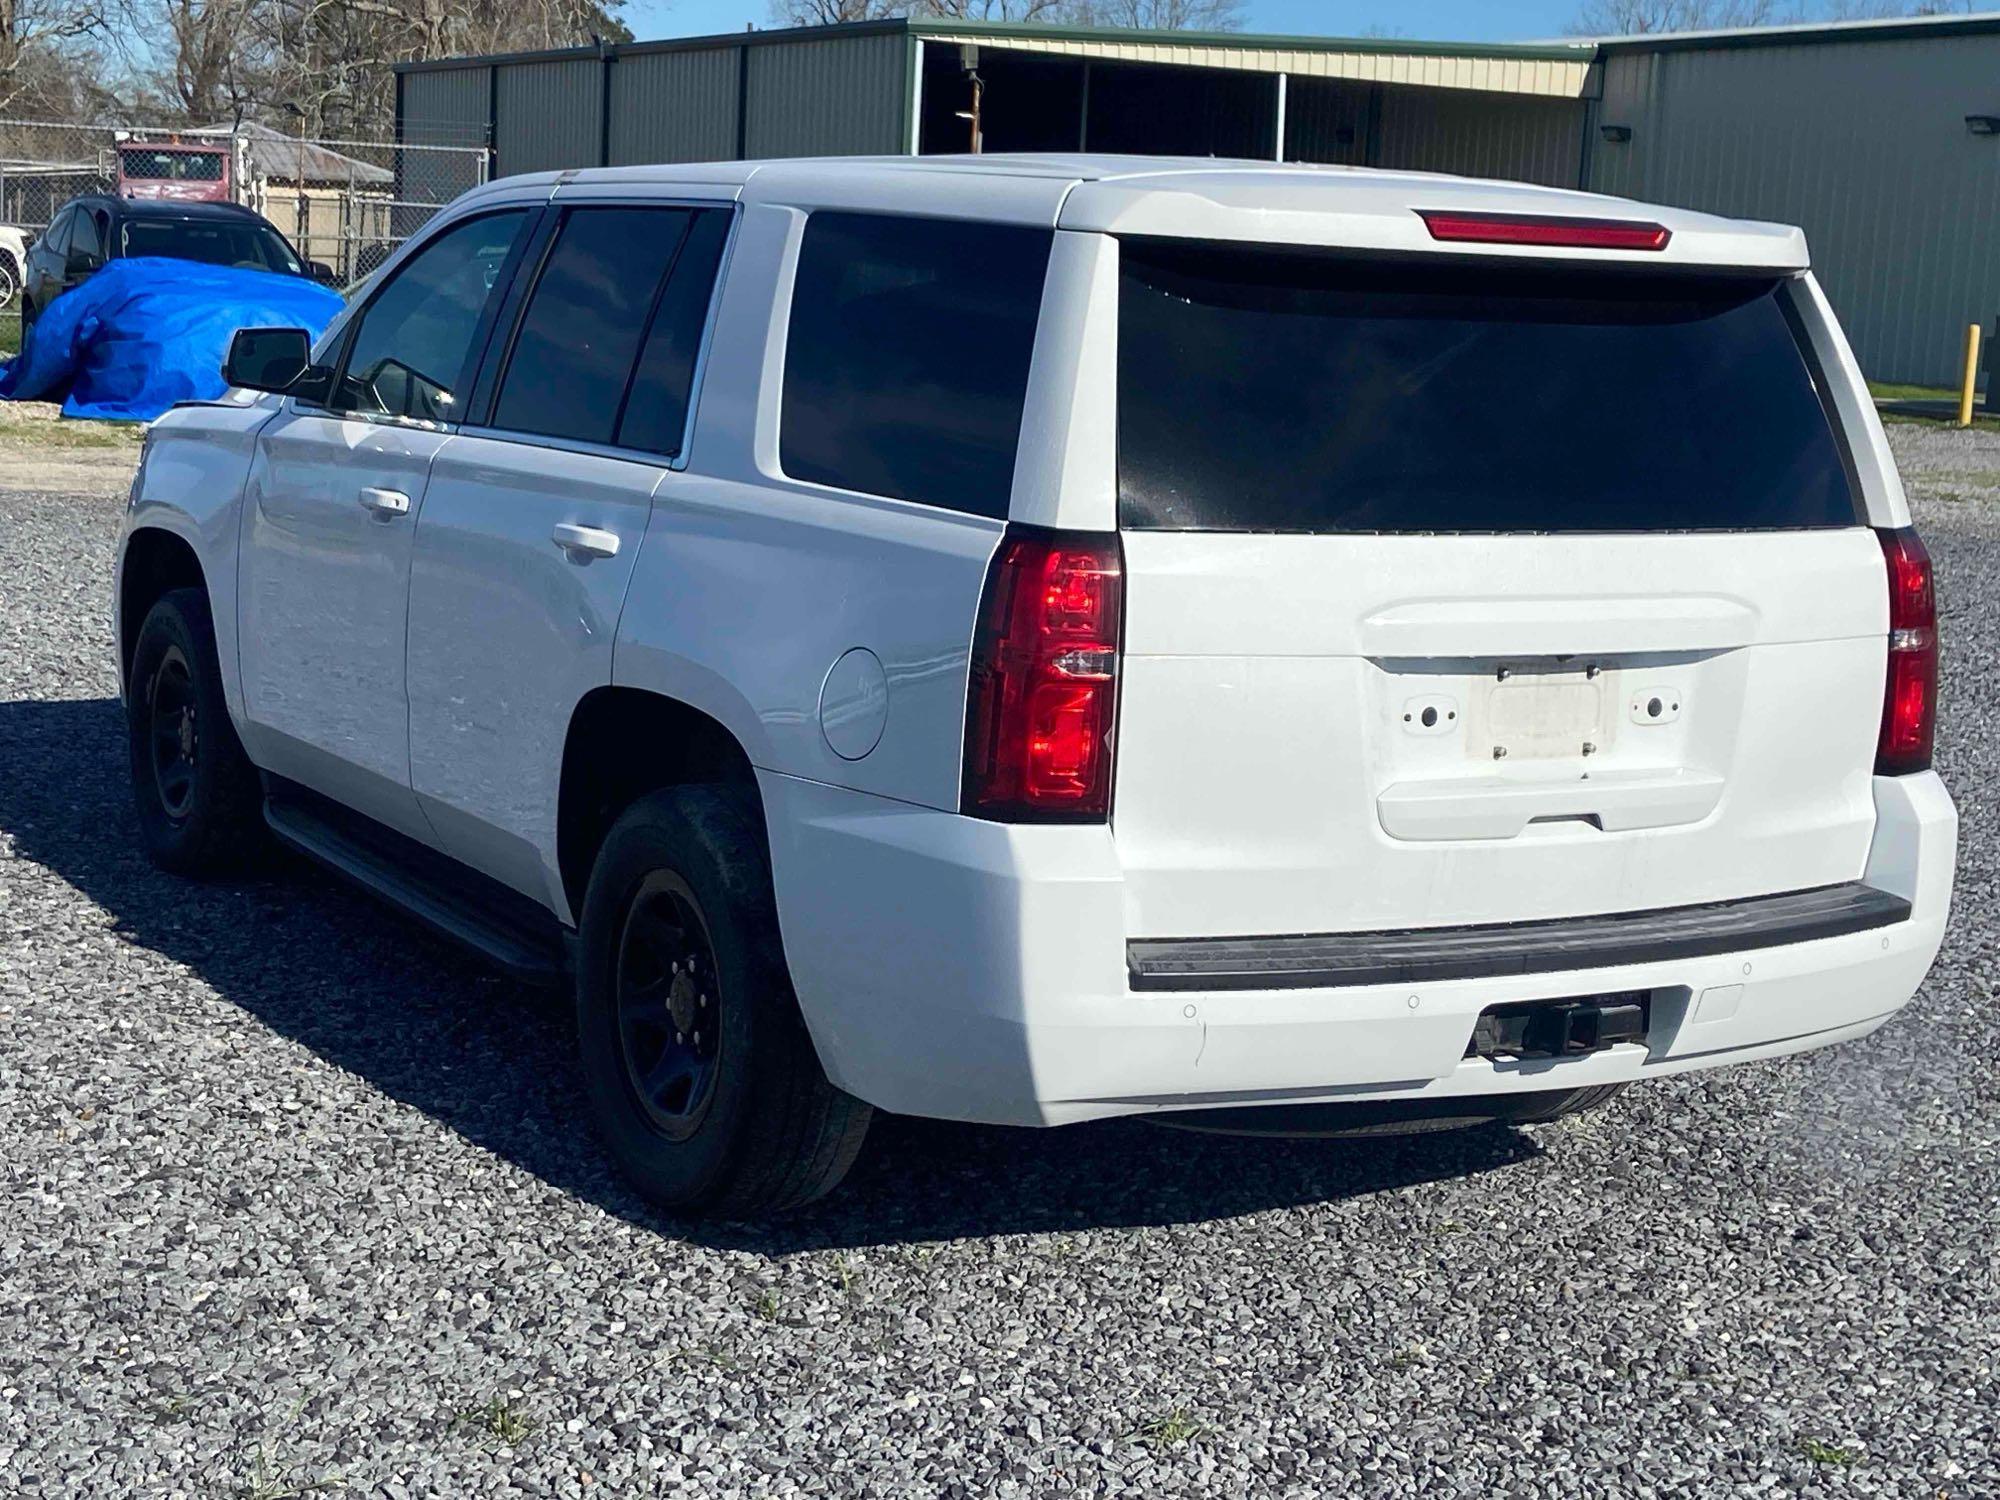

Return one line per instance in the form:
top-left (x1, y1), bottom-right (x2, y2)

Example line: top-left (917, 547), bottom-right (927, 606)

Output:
top-left (494, 206), bottom-right (727, 449)
top-left (1118, 240), bottom-right (1860, 533)
top-left (612, 209), bottom-right (732, 457)
top-left (782, 211), bottom-right (1052, 519)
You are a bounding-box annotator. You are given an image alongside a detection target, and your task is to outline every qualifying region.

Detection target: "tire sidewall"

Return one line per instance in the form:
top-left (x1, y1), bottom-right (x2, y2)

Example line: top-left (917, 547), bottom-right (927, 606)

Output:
top-left (127, 593), bottom-right (239, 871)
top-left (576, 790), bottom-right (775, 1208)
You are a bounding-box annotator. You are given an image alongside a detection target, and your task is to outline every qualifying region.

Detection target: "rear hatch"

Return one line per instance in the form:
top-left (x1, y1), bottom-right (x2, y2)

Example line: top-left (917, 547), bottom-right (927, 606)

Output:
top-left (1109, 239), bottom-right (1885, 940)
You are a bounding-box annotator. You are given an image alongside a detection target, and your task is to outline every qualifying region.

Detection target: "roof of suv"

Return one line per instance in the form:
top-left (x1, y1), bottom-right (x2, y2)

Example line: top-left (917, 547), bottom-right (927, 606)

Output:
top-left (67, 195), bottom-right (273, 223)
top-left (474, 153), bottom-right (1809, 271)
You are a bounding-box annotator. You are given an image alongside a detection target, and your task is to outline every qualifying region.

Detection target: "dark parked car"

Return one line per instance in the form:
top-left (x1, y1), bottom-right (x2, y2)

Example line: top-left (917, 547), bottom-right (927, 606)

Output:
top-left (20, 196), bottom-right (333, 336)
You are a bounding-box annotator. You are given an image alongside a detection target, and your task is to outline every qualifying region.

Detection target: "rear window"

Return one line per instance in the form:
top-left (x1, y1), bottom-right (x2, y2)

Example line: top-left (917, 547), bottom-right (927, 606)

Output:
top-left (121, 147), bottom-right (225, 183)
top-left (782, 212), bottom-right (1052, 520)
top-left (1117, 241), bottom-right (1860, 533)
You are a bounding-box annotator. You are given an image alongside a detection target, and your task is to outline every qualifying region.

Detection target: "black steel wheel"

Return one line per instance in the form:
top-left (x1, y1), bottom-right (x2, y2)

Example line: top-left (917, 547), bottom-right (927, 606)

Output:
top-left (615, 872), bottom-right (724, 1141)
top-left (146, 643), bottom-right (201, 821)
top-left (575, 785), bottom-right (872, 1214)
top-left (127, 587), bottom-right (263, 875)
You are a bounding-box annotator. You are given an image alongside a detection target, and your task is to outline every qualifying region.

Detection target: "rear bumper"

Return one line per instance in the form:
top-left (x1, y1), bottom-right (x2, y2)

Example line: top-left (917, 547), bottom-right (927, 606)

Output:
top-left (761, 770), bottom-right (1956, 1127)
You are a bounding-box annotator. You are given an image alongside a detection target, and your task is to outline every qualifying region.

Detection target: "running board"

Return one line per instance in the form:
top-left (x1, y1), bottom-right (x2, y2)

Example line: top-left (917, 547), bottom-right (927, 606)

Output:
top-left (264, 791), bottom-right (570, 988)
top-left (1127, 882), bottom-right (1912, 992)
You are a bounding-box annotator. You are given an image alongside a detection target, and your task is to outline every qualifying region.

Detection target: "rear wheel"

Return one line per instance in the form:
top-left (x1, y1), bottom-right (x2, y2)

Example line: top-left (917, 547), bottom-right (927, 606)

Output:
top-left (126, 588), bottom-right (265, 875)
top-left (0, 257), bottom-right (18, 313)
top-left (575, 786), bottom-right (871, 1214)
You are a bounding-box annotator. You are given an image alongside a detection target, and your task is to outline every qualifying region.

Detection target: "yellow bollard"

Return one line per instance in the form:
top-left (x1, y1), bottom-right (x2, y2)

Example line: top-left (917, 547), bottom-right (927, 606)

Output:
top-left (1959, 322), bottom-right (1981, 428)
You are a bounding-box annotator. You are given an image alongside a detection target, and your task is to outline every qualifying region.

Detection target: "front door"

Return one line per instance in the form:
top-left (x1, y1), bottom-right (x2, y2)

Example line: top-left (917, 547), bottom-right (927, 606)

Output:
top-left (235, 207), bottom-right (532, 841)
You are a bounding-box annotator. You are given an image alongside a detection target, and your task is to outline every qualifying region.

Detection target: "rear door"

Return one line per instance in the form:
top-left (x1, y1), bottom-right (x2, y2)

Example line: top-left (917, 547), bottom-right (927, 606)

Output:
top-left (236, 207), bottom-right (532, 840)
top-left (1108, 242), bottom-right (1885, 940)
top-left (406, 202), bottom-right (733, 908)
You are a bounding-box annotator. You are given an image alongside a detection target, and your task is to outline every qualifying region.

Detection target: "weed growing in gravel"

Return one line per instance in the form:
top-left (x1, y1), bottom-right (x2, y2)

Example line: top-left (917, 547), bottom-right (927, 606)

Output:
top-left (239, 1444), bottom-right (345, 1499)
top-left (1797, 1436), bottom-right (1857, 1467)
top-left (457, 1397), bottom-right (536, 1447)
top-left (754, 1287), bottom-right (784, 1322)
top-left (1130, 1407), bottom-right (1209, 1449)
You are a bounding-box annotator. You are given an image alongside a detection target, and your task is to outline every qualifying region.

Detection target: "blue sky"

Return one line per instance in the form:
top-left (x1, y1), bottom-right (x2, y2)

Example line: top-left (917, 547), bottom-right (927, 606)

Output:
top-left (622, 2), bottom-right (1584, 45)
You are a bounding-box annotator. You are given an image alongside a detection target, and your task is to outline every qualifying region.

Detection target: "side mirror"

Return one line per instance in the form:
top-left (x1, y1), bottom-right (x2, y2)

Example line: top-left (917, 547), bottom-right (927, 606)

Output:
top-left (308, 260), bottom-right (337, 285)
top-left (224, 326), bottom-right (313, 394)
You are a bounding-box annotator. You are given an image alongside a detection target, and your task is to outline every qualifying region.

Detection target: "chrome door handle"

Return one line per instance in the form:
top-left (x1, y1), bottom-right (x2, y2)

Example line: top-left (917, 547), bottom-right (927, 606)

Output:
top-left (359, 486), bottom-right (410, 518)
top-left (551, 522), bottom-right (621, 560)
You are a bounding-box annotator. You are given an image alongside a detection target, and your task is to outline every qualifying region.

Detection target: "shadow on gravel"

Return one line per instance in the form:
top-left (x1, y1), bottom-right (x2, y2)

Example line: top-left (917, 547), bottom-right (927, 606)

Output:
top-left (0, 695), bottom-right (1544, 1253)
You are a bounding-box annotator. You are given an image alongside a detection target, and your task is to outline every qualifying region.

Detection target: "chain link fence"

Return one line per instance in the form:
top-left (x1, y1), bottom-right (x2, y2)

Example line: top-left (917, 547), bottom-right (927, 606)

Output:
top-left (0, 119), bottom-right (489, 292)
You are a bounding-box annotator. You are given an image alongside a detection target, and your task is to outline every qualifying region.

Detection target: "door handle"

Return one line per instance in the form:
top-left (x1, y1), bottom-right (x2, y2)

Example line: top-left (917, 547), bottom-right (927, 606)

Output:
top-left (551, 522), bottom-right (621, 560)
top-left (359, 486), bottom-right (410, 518)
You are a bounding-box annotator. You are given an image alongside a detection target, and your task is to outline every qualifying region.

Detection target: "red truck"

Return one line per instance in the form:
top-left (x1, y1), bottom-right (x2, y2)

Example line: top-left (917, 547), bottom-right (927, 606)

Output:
top-left (114, 138), bottom-right (232, 204)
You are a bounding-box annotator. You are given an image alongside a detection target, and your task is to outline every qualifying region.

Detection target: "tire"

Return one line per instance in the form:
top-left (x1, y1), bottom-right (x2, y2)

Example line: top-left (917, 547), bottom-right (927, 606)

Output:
top-left (1506, 1082), bottom-right (1630, 1125)
top-left (127, 588), bottom-right (265, 875)
top-left (0, 257), bottom-right (17, 314)
top-left (575, 786), bottom-right (871, 1214)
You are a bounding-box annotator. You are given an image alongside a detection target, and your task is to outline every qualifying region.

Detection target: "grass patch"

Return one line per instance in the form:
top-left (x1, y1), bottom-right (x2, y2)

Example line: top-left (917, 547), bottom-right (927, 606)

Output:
top-left (0, 415), bottom-right (144, 447)
top-left (1868, 380), bottom-right (1960, 403)
top-left (1796, 1435), bottom-right (1857, 1467)
top-left (239, 1445), bottom-right (345, 1499)
top-left (0, 312), bottom-right (17, 358)
top-left (1129, 1406), bottom-right (1209, 1449)
top-left (456, 1397), bottom-right (535, 1447)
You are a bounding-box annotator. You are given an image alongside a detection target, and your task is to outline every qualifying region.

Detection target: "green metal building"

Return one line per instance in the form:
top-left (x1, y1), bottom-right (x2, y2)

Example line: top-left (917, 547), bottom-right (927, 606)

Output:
top-left (396, 12), bottom-right (2000, 386)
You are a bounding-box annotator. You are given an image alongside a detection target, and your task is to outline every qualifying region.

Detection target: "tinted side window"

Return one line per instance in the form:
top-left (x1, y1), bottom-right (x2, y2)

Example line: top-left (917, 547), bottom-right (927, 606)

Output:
top-left (615, 210), bottom-right (731, 457)
top-left (71, 210), bottom-right (104, 261)
top-left (493, 207), bottom-right (705, 446)
top-left (333, 210), bottom-right (527, 425)
top-left (781, 212), bottom-right (1052, 519)
top-left (41, 209), bottom-right (73, 258)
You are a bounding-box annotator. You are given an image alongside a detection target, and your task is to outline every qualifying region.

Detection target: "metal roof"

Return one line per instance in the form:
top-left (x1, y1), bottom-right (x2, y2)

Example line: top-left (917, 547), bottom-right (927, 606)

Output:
top-left (1583, 9), bottom-right (2000, 53)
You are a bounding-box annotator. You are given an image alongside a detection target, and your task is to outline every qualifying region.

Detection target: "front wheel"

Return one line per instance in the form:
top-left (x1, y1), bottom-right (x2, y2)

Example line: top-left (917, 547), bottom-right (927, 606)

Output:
top-left (575, 786), bottom-right (871, 1214)
top-left (126, 588), bottom-right (265, 875)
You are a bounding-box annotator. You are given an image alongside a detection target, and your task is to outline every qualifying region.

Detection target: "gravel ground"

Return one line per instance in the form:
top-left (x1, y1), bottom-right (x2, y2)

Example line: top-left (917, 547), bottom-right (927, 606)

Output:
top-left (1, 425), bottom-right (1996, 1498)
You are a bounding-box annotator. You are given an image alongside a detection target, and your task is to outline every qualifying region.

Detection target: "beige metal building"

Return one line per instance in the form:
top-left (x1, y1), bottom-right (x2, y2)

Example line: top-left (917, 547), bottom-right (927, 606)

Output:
top-left (397, 12), bottom-right (2000, 386)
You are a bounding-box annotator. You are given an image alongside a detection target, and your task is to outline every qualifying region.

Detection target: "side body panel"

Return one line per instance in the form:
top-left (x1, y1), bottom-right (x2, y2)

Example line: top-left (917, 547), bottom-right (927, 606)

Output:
top-left (611, 200), bottom-right (1003, 812)
top-left (408, 436), bottom-right (661, 909)
top-left (116, 398), bottom-right (279, 715)
top-left (235, 408), bottom-right (452, 843)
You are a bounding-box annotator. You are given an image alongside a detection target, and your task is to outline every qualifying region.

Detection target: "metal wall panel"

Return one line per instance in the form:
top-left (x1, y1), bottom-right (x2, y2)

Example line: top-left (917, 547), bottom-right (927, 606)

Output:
top-left (1588, 35), bottom-right (2000, 385)
top-left (400, 65), bottom-right (491, 147)
top-left (608, 47), bottom-right (742, 165)
top-left (495, 57), bottom-right (604, 175)
top-left (1284, 76), bottom-right (1371, 165)
top-left (743, 32), bottom-right (909, 159)
top-left (1376, 85), bottom-right (1585, 189)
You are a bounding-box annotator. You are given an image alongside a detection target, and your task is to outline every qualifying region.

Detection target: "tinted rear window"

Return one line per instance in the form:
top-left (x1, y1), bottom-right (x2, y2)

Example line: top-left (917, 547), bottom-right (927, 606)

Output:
top-left (1118, 241), bottom-right (1859, 533)
top-left (782, 212), bottom-right (1052, 519)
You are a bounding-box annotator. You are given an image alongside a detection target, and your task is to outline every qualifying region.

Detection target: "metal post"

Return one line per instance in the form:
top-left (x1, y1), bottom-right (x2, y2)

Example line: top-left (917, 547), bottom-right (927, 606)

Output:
top-left (1273, 73), bottom-right (1287, 162)
top-left (1958, 322), bottom-right (1981, 428)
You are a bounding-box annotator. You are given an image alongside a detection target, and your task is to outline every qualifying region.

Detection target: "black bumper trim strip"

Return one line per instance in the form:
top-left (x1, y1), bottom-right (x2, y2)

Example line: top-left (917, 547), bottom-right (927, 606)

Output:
top-left (1126, 882), bottom-right (1911, 992)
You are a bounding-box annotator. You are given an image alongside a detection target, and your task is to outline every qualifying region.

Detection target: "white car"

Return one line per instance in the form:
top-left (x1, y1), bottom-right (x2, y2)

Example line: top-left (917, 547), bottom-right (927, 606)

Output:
top-left (0, 223), bottom-right (26, 311)
top-left (115, 155), bottom-right (1956, 1213)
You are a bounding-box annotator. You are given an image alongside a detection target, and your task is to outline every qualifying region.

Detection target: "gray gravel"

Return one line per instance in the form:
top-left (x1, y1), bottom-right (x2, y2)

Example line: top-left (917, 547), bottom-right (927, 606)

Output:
top-left (2, 427), bottom-right (1997, 1498)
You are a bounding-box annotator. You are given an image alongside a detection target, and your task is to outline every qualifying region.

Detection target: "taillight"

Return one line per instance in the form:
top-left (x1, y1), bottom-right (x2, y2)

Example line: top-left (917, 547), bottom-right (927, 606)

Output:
top-left (963, 528), bottom-right (1123, 821)
top-left (1876, 527), bottom-right (1938, 776)
top-left (1417, 210), bottom-right (1672, 252)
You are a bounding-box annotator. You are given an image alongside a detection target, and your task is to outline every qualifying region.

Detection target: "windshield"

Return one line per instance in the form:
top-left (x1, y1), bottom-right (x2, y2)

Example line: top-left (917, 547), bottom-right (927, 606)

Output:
top-left (121, 217), bottom-right (303, 276)
top-left (120, 147), bottom-right (226, 183)
top-left (1117, 240), bottom-right (1860, 533)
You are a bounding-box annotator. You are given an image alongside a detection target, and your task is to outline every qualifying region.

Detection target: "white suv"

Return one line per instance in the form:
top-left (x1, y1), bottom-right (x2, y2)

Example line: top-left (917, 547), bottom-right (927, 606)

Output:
top-left (116, 155), bottom-right (1956, 1213)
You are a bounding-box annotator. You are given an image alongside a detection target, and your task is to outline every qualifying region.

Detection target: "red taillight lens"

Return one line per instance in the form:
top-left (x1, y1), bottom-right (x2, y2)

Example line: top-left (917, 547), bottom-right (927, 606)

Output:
top-left (963, 528), bottom-right (1123, 821)
top-left (1417, 210), bottom-right (1672, 252)
top-left (1876, 527), bottom-right (1938, 776)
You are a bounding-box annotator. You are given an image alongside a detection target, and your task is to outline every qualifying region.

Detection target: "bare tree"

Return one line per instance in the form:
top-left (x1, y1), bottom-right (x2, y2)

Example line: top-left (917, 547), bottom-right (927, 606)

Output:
top-left (769, 0), bottom-right (1244, 25)
top-left (1, 0), bottom-right (105, 112)
top-left (1570, 0), bottom-right (1972, 32)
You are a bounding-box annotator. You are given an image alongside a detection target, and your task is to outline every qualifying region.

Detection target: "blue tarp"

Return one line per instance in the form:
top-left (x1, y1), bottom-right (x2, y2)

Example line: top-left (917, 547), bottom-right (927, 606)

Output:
top-left (0, 257), bottom-right (344, 421)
